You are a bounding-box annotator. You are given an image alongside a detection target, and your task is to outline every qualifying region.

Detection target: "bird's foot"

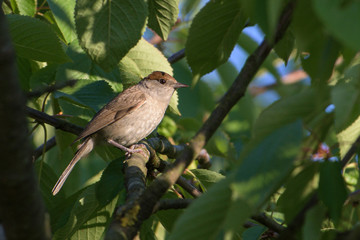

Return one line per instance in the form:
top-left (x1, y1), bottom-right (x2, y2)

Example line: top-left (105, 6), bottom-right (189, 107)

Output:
top-left (107, 140), bottom-right (145, 157)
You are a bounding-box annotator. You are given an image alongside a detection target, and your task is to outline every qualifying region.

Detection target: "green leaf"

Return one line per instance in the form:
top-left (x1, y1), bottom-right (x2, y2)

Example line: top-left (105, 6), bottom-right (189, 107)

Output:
top-left (16, 57), bottom-right (40, 91)
top-left (29, 64), bottom-right (58, 89)
top-left (185, 0), bottom-right (246, 84)
top-left (148, 0), bottom-right (179, 40)
top-left (169, 179), bottom-right (233, 240)
top-left (75, 0), bottom-right (148, 71)
top-left (301, 35), bottom-right (340, 83)
top-left (55, 40), bottom-right (92, 81)
top-left (191, 169), bottom-right (225, 191)
top-left (96, 158), bottom-right (124, 207)
top-left (158, 115), bottom-right (177, 137)
top-left (318, 161), bottom-right (347, 223)
top-left (156, 192), bottom-right (184, 232)
top-left (69, 194), bottom-right (119, 239)
top-left (337, 115), bottom-right (360, 159)
top-left (6, 15), bottom-right (70, 63)
top-left (224, 121), bottom-right (302, 233)
top-left (14, 0), bottom-right (36, 16)
top-left (55, 40), bottom-right (124, 92)
top-left (274, 30), bottom-right (294, 65)
top-left (292, 0), bottom-right (323, 51)
top-left (118, 38), bottom-right (173, 87)
top-left (53, 159), bottom-right (124, 239)
top-left (169, 91), bottom-right (181, 116)
top-left (35, 161), bottom-right (67, 215)
top-left (302, 204), bottom-right (325, 240)
top-left (277, 163), bottom-right (319, 223)
top-left (170, 122), bottom-right (302, 239)
top-left (332, 61), bottom-right (360, 132)
top-left (206, 130), bottom-right (231, 157)
top-left (242, 225), bottom-right (267, 240)
top-left (313, 0), bottom-right (360, 51)
top-left (140, 215), bottom-right (158, 240)
top-left (55, 79), bottom-right (116, 112)
top-left (118, 38), bottom-right (180, 114)
top-left (253, 88), bottom-right (316, 140)
top-left (239, 0), bottom-right (285, 42)
top-left (47, 0), bottom-right (77, 43)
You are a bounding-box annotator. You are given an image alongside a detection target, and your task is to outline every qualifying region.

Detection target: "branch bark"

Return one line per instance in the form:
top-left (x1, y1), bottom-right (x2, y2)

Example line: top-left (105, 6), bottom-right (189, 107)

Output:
top-left (0, 9), bottom-right (50, 240)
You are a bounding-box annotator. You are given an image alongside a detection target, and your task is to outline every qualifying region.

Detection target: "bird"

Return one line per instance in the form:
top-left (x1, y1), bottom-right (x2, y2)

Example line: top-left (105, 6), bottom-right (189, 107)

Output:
top-left (52, 71), bottom-right (188, 195)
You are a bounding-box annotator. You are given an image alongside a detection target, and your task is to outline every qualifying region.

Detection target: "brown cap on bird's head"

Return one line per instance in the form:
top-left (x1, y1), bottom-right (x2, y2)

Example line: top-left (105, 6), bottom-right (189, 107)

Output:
top-left (144, 71), bottom-right (189, 89)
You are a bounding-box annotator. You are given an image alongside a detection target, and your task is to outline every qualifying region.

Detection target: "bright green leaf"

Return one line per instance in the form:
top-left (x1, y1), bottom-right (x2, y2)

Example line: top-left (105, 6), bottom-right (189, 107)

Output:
top-left (148, 0), bottom-right (179, 40)
top-left (47, 0), bottom-right (77, 43)
top-left (118, 38), bottom-right (173, 86)
top-left (186, 0), bottom-right (246, 84)
top-left (7, 15), bottom-right (70, 63)
top-left (75, 0), bottom-right (148, 71)
top-left (337, 115), bottom-right (360, 159)
top-left (14, 0), bottom-right (36, 16)
top-left (158, 115), bottom-right (177, 137)
top-left (191, 169), bottom-right (225, 191)
top-left (169, 91), bottom-right (181, 116)
top-left (318, 161), bottom-right (347, 223)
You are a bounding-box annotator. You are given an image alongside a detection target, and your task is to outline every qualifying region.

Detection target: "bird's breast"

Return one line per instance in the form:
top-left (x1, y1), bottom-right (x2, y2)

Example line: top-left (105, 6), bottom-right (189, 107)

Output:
top-left (98, 99), bottom-right (168, 147)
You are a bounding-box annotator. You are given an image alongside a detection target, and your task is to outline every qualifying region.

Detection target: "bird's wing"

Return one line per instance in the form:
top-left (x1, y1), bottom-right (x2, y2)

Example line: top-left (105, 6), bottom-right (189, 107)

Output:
top-left (74, 87), bottom-right (146, 141)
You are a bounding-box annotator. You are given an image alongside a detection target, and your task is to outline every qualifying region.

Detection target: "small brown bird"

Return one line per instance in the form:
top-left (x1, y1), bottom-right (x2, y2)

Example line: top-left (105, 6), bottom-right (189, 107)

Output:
top-left (52, 71), bottom-right (188, 195)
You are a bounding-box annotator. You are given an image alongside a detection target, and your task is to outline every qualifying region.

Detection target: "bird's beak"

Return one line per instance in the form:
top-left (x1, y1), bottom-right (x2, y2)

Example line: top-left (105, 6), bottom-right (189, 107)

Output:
top-left (174, 82), bottom-right (189, 89)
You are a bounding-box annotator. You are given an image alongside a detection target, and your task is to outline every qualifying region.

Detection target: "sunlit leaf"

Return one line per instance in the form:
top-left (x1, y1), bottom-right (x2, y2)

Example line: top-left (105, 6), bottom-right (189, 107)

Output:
top-left (7, 15), bottom-right (70, 63)
top-left (75, 0), bottom-right (148, 71)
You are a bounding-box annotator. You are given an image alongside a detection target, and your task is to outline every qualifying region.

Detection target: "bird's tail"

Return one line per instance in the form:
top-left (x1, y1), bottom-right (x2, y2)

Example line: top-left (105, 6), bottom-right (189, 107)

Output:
top-left (52, 137), bottom-right (94, 195)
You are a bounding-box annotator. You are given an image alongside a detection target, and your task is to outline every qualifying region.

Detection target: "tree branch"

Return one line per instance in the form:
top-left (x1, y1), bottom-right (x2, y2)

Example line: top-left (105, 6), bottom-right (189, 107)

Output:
top-left (0, 9), bottom-right (50, 240)
top-left (153, 199), bottom-right (193, 213)
top-left (251, 213), bottom-right (286, 234)
top-left (167, 48), bottom-right (185, 64)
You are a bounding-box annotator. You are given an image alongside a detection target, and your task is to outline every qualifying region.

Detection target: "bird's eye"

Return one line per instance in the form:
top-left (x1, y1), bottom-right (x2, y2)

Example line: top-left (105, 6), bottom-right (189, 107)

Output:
top-left (159, 78), bottom-right (166, 84)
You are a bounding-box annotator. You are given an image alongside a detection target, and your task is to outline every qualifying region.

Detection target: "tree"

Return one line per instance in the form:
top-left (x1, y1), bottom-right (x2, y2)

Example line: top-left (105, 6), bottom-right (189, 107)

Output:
top-left (1, 0), bottom-right (360, 239)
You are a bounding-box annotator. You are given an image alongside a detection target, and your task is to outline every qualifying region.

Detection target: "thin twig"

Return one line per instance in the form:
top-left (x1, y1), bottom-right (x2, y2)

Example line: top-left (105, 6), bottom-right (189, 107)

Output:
top-left (32, 137), bottom-right (56, 161)
top-left (26, 80), bottom-right (77, 98)
top-left (26, 107), bottom-right (83, 135)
